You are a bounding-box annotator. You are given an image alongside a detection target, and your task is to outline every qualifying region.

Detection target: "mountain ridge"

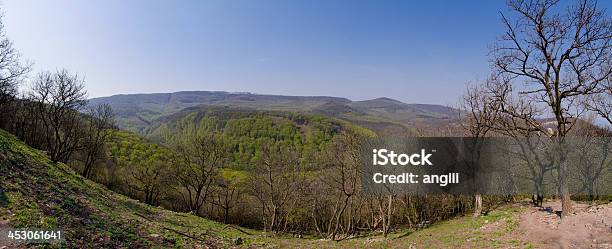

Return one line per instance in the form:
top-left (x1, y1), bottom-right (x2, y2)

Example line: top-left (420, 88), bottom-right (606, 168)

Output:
top-left (89, 91), bottom-right (458, 134)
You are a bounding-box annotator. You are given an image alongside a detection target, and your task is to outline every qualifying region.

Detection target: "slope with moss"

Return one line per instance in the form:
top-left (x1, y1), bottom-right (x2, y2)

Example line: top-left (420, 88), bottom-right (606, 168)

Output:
top-left (0, 129), bottom-right (262, 248)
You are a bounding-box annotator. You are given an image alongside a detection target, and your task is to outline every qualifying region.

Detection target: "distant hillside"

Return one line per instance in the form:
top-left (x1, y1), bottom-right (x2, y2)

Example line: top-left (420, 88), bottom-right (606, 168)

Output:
top-left (89, 91), bottom-right (458, 134)
top-left (346, 97), bottom-right (455, 126)
top-left (141, 106), bottom-right (373, 170)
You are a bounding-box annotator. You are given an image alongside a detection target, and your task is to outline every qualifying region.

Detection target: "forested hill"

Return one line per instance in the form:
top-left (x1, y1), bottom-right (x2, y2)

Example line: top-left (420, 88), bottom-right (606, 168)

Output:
top-left (140, 107), bottom-right (373, 170)
top-left (89, 91), bottom-right (457, 134)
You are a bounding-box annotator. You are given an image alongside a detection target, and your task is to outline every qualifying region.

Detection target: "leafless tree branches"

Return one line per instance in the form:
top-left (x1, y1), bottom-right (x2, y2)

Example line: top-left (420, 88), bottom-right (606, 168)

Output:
top-left (489, 0), bottom-right (612, 217)
top-left (29, 69), bottom-right (88, 163)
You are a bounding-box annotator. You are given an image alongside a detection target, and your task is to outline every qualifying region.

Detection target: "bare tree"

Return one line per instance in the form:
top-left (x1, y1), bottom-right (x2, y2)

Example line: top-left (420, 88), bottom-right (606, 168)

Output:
top-left (129, 161), bottom-right (170, 205)
top-left (0, 13), bottom-right (30, 127)
top-left (211, 173), bottom-right (243, 224)
top-left (585, 78), bottom-right (611, 125)
top-left (175, 132), bottom-right (228, 215)
top-left (249, 141), bottom-right (303, 232)
top-left (377, 194), bottom-right (394, 238)
top-left (459, 81), bottom-right (501, 217)
top-left (572, 119), bottom-right (611, 201)
top-left (81, 104), bottom-right (115, 178)
top-left (318, 132), bottom-right (361, 240)
top-left (484, 77), bottom-right (557, 207)
top-left (490, 0), bottom-right (612, 217)
top-left (29, 69), bottom-right (88, 163)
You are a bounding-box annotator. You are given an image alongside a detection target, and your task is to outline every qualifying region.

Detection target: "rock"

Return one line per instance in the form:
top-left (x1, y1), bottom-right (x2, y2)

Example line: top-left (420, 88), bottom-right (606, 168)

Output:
top-left (149, 234), bottom-right (160, 238)
top-left (234, 237), bottom-right (243, 245)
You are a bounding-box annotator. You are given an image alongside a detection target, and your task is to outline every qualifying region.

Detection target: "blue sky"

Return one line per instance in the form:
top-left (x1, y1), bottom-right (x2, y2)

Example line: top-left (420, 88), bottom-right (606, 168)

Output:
top-left (1, 0), bottom-right (588, 105)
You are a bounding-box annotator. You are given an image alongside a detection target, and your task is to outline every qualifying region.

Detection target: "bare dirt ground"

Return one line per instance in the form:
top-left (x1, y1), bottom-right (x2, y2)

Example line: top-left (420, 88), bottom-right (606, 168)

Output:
top-left (517, 201), bottom-right (612, 249)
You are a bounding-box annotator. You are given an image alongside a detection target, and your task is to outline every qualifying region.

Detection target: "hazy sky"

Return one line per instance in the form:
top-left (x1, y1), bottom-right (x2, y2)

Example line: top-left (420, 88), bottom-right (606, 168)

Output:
top-left (4, 0), bottom-right (606, 105)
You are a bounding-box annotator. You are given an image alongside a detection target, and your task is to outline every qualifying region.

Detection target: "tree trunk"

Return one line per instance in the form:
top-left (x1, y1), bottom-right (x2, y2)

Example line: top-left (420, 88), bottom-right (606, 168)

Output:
top-left (559, 177), bottom-right (573, 218)
top-left (223, 207), bottom-right (229, 224)
top-left (383, 195), bottom-right (393, 238)
top-left (473, 194), bottom-right (482, 217)
top-left (270, 205), bottom-right (277, 232)
top-left (557, 140), bottom-right (573, 219)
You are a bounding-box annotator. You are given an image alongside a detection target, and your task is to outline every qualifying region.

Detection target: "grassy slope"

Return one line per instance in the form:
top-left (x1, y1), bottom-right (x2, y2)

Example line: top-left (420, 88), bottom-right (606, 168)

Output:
top-left (0, 129), bottom-right (262, 248)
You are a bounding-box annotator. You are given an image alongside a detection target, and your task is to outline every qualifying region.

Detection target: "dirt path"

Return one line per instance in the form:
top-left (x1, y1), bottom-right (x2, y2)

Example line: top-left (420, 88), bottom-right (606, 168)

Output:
top-left (517, 201), bottom-right (612, 249)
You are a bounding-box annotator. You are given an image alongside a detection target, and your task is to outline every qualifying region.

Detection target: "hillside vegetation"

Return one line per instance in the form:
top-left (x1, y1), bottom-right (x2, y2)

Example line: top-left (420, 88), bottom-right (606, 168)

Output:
top-left (0, 129), bottom-right (257, 247)
top-left (145, 107), bottom-right (345, 168)
top-left (0, 128), bottom-right (541, 249)
top-left (91, 109), bottom-right (357, 210)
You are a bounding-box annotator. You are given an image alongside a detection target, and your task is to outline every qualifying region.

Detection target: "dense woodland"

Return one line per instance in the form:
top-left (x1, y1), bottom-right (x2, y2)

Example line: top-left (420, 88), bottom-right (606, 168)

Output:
top-left (0, 0), bottom-right (611, 242)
